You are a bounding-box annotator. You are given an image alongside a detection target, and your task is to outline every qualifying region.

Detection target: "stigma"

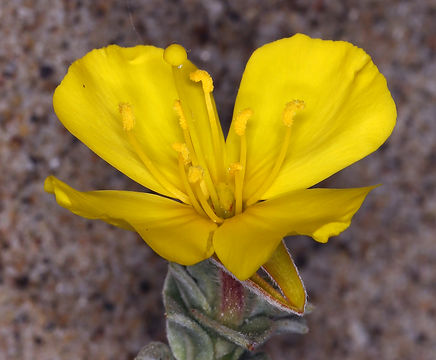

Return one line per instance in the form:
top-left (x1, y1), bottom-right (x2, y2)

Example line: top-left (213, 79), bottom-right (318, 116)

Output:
top-left (163, 44), bottom-right (187, 68)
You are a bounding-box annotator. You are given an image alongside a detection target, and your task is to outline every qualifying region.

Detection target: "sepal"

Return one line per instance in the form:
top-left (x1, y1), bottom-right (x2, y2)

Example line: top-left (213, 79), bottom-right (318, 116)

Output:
top-left (246, 241), bottom-right (307, 315)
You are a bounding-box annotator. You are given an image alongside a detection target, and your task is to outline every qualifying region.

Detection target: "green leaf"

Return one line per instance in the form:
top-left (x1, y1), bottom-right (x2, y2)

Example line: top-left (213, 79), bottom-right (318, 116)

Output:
top-left (166, 299), bottom-right (214, 360)
top-left (169, 263), bottom-right (212, 314)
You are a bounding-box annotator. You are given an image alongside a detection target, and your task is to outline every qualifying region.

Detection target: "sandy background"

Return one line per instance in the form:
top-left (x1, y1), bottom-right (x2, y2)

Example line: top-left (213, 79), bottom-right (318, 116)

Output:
top-left (1, 0), bottom-right (435, 359)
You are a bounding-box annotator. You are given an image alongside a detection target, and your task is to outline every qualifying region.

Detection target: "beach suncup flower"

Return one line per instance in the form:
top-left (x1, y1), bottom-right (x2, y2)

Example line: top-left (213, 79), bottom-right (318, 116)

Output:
top-left (45, 34), bottom-right (396, 314)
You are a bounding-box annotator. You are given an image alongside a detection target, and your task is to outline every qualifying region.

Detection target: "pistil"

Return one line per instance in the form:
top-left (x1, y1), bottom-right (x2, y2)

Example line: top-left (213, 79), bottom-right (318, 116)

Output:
top-left (164, 44), bottom-right (224, 216)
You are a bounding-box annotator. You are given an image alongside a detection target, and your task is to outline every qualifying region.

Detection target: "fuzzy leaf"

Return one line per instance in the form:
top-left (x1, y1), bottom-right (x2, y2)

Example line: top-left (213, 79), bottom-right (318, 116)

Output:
top-left (169, 263), bottom-right (212, 314)
top-left (166, 302), bottom-right (214, 360)
top-left (134, 342), bottom-right (175, 360)
top-left (273, 318), bottom-right (309, 335)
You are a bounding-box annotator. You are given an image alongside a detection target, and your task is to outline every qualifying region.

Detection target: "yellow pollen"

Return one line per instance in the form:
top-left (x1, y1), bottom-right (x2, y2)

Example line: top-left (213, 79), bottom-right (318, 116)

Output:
top-left (173, 100), bottom-right (188, 130)
top-left (188, 166), bottom-right (223, 224)
top-left (172, 143), bottom-right (190, 164)
top-left (118, 102), bottom-right (189, 204)
top-left (189, 68), bottom-right (225, 183)
top-left (189, 70), bottom-right (214, 93)
top-left (229, 162), bottom-right (243, 175)
top-left (234, 108), bottom-right (252, 136)
top-left (188, 166), bottom-right (204, 184)
top-left (282, 100), bottom-right (305, 127)
top-left (165, 49), bottom-right (222, 213)
top-left (163, 44), bottom-right (187, 67)
top-left (199, 180), bottom-right (210, 199)
top-left (233, 109), bottom-right (252, 214)
top-left (173, 98), bottom-right (221, 212)
top-left (175, 148), bottom-right (206, 218)
top-left (119, 103), bottom-right (135, 131)
top-left (246, 99), bottom-right (306, 206)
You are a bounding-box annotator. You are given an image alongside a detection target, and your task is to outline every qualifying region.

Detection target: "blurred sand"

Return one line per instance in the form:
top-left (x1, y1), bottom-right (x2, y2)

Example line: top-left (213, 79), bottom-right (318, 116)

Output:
top-left (1, 0), bottom-right (435, 359)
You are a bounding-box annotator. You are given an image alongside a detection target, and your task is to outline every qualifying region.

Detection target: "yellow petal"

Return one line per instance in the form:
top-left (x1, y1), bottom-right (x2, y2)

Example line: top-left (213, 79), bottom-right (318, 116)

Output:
top-left (213, 213), bottom-right (285, 281)
top-left (213, 186), bottom-right (374, 280)
top-left (44, 176), bottom-right (216, 265)
top-left (227, 34), bottom-right (396, 200)
top-left (258, 186), bottom-right (376, 243)
top-left (54, 45), bottom-right (196, 198)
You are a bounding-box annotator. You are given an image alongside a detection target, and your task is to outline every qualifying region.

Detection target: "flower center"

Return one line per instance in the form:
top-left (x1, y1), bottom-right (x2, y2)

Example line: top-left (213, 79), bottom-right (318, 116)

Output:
top-left (119, 44), bottom-right (305, 225)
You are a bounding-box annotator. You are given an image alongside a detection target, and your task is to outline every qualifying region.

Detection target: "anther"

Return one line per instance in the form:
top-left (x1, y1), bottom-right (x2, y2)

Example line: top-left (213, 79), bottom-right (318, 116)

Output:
top-left (173, 100), bottom-right (188, 130)
top-left (163, 44), bottom-right (187, 68)
top-left (188, 166), bottom-right (224, 224)
top-left (282, 100), bottom-right (305, 127)
top-left (199, 180), bottom-right (210, 199)
top-left (234, 108), bottom-right (252, 136)
top-left (118, 103), bottom-right (189, 204)
top-left (190, 68), bottom-right (225, 183)
top-left (233, 109), bottom-right (252, 215)
top-left (172, 143), bottom-right (191, 165)
top-left (246, 99), bottom-right (306, 206)
top-left (188, 166), bottom-right (204, 184)
top-left (173, 100), bottom-right (221, 211)
top-left (119, 103), bottom-right (135, 131)
top-left (190, 70), bottom-right (214, 93)
top-left (229, 162), bottom-right (243, 175)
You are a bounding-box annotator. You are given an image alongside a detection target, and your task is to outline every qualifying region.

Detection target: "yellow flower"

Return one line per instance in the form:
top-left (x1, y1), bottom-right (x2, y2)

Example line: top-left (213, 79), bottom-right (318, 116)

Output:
top-left (45, 34), bottom-right (396, 314)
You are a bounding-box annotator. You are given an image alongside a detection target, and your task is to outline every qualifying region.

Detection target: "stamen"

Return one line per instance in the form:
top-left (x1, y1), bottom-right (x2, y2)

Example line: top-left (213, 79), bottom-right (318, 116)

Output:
top-left (246, 100), bottom-right (305, 206)
top-left (173, 100), bottom-right (188, 131)
top-left (189, 70), bottom-right (214, 93)
top-left (188, 166), bottom-right (224, 224)
top-left (190, 69), bottom-right (225, 181)
top-left (173, 144), bottom-right (206, 217)
top-left (187, 167), bottom-right (210, 199)
top-left (164, 46), bottom-right (222, 214)
top-left (172, 143), bottom-right (190, 165)
top-left (118, 103), bottom-right (189, 204)
top-left (119, 103), bottom-right (135, 131)
top-left (233, 108), bottom-right (252, 214)
top-left (282, 99), bottom-right (305, 127)
top-left (199, 180), bottom-right (210, 199)
top-left (173, 99), bottom-right (221, 213)
top-left (188, 166), bottom-right (203, 184)
top-left (229, 162), bottom-right (243, 175)
top-left (234, 108), bottom-right (252, 136)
